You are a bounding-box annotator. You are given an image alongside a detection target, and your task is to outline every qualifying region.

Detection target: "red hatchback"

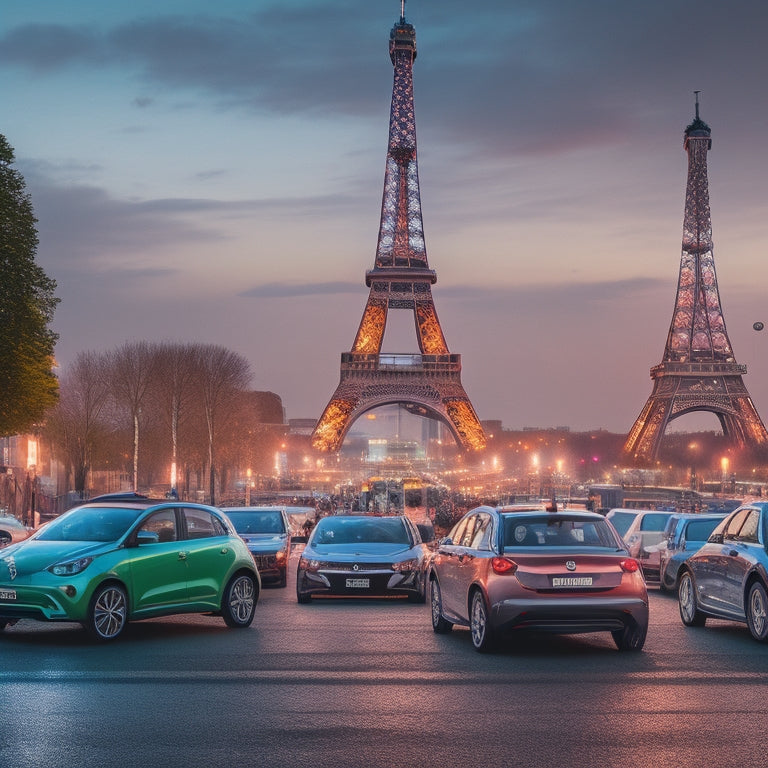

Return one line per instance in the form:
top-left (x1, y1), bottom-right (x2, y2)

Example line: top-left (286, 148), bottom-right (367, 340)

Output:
top-left (429, 506), bottom-right (649, 652)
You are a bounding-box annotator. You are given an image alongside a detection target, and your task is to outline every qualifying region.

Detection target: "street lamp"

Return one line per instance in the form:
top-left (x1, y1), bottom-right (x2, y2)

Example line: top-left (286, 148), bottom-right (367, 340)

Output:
top-left (246, 468), bottom-right (252, 506)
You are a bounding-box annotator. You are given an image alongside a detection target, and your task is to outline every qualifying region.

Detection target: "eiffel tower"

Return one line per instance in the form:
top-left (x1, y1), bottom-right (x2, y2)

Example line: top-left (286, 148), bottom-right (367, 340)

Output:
top-left (312, 7), bottom-right (486, 453)
top-left (624, 95), bottom-right (768, 464)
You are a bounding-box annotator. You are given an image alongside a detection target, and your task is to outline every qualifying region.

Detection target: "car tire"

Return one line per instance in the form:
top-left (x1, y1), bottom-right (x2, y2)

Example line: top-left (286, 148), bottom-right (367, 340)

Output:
top-left (612, 620), bottom-right (647, 651)
top-left (746, 581), bottom-right (768, 642)
top-left (85, 583), bottom-right (128, 641)
top-left (678, 570), bottom-right (706, 627)
top-left (278, 570), bottom-right (287, 589)
top-left (430, 578), bottom-right (453, 633)
top-left (221, 573), bottom-right (257, 628)
top-left (470, 589), bottom-right (496, 653)
top-left (297, 591), bottom-right (311, 604)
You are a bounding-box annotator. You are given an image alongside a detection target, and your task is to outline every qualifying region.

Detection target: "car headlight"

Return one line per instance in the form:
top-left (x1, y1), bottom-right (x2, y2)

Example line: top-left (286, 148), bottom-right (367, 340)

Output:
top-left (391, 558), bottom-right (419, 573)
top-left (299, 557), bottom-right (321, 572)
top-left (48, 557), bottom-right (93, 576)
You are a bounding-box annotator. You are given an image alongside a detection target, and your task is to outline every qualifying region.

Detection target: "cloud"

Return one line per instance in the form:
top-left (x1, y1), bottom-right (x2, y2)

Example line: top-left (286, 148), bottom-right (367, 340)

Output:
top-left (4, 0), bottom-right (765, 163)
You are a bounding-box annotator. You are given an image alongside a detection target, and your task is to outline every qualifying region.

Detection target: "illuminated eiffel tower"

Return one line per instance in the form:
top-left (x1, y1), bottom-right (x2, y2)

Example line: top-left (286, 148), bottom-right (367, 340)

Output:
top-left (624, 95), bottom-right (768, 464)
top-left (312, 7), bottom-right (486, 453)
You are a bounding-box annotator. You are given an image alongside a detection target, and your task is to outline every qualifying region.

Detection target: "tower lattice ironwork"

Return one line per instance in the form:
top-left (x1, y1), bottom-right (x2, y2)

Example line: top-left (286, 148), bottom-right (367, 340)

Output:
top-left (624, 96), bottom-right (768, 464)
top-left (312, 10), bottom-right (486, 453)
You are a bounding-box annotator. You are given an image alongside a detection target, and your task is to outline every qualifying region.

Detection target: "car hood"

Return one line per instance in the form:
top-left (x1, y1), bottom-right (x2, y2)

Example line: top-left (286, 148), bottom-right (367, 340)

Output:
top-left (306, 543), bottom-right (414, 560)
top-left (0, 539), bottom-right (116, 578)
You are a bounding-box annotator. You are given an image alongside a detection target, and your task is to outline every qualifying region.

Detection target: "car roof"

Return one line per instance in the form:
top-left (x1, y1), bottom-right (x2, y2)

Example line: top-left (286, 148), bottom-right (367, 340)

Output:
top-left (222, 506), bottom-right (287, 513)
top-left (497, 508), bottom-right (605, 521)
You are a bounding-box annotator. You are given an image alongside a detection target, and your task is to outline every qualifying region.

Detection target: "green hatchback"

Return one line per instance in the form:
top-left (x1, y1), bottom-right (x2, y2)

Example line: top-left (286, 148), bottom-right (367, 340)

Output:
top-left (0, 499), bottom-right (260, 641)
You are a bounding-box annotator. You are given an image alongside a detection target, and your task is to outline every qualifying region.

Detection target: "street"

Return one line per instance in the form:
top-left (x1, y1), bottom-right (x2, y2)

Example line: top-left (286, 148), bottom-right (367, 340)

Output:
top-left (3, 551), bottom-right (768, 768)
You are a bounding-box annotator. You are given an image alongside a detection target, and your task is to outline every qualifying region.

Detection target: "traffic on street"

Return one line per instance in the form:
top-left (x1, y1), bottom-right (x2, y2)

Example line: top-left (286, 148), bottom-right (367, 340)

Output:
top-left (4, 523), bottom-right (768, 768)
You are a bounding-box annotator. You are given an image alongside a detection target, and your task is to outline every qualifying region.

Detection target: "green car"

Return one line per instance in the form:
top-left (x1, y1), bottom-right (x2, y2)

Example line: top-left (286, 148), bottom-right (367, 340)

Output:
top-left (0, 499), bottom-right (260, 641)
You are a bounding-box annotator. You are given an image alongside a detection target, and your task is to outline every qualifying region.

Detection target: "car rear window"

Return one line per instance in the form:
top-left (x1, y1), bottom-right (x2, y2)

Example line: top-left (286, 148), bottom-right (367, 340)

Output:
top-left (502, 515), bottom-right (620, 550)
top-left (607, 512), bottom-right (637, 537)
top-left (639, 513), bottom-right (672, 531)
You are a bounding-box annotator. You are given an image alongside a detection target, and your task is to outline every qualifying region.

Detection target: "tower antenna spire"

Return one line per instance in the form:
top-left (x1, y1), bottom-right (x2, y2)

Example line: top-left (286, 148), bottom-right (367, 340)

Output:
top-left (401, 0), bottom-right (406, 22)
top-left (694, 90), bottom-right (701, 120)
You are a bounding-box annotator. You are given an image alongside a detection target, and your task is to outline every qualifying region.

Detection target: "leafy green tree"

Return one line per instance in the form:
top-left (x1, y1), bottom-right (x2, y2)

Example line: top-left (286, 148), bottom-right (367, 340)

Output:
top-left (0, 134), bottom-right (59, 436)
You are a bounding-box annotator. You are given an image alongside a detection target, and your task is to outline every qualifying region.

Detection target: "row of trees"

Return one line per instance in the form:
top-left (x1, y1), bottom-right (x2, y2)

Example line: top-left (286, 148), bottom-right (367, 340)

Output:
top-left (43, 342), bottom-right (285, 504)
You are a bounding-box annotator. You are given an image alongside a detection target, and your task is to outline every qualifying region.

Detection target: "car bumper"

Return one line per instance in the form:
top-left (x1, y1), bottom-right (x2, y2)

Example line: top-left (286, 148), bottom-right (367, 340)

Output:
top-left (490, 596), bottom-right (649, 636)
top-left (0, 580), bottom-right (89, 623)
top-left (249, 552), bottom-right (288, 584)
top-left (297, 569), bottom-right (420, 599)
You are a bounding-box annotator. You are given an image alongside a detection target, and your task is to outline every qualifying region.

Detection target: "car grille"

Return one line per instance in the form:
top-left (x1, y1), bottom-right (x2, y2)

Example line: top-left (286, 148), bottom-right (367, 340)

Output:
top-left (254, 554), bottom-right (278, 568)
top-left (318, 562), bottom-right (393, 572)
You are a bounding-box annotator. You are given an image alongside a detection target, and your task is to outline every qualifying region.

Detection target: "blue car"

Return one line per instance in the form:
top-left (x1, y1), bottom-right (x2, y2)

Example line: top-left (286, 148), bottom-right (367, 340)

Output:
top-left (678, 501), bottom-right (768, 642)
top-left (658, 513), bottom-right (727, 592)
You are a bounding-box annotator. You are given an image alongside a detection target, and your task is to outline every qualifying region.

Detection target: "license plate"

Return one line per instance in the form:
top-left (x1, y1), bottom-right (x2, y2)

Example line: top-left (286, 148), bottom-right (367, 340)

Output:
top-left (552, 577), bottom-right (592, 587)
top-left (345, 578), bottom-right (370, 588)
top-left (0, 589), bottom-right (17, 601)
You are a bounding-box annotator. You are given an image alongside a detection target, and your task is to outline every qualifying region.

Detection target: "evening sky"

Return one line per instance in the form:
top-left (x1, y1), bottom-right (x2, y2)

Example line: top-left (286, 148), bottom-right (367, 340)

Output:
top-left (3, 0), bottom-right (768, 433)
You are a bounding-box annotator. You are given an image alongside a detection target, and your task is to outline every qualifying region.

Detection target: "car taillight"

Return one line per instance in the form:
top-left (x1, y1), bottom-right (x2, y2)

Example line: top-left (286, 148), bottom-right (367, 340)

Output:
top-left (619, 558), bottom-right (641, 573)
top-left (492, 557), bottom-right (517, 575)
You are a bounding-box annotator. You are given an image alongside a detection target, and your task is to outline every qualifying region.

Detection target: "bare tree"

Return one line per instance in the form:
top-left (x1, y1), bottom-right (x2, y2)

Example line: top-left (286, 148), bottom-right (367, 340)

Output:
top-left (43, 351), bottom-right (111, 495)
top-left (151, 342), bottom-right (199, 495)
top-left (194, 345), bottom-right (252, 504)
top-left (107, 341), bottom-right (158, 491)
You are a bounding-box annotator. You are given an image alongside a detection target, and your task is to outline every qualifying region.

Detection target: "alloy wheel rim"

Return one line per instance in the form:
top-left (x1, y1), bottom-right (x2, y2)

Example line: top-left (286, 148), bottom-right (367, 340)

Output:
top-left (751, 588), bottom-right (767, 635)
top-left (431, 583), bottom-right (441, 626)
top-left (680, 576), bottom-right (694, 620)
top-left (94, 588), bottom-right (127, 639)
top-left (471, 595), bottom-right (486, 646)
top-left (230, 577), bottom-right (255, 623)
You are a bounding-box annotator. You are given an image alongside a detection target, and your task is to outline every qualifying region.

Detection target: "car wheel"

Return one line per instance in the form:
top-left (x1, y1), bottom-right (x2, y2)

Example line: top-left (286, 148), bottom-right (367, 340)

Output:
top-left (470, 589), bottom-right (496, 653)
top-left (430, 578), bottom-right (453, 633)
top-left (221, 573), bottom-right (257, 628)
top-left (678, 571), bottom-right (706, 627)
top-left (86, 583), bottom-right (128, 641)
top-left (746, 581), bottom-right (768, 642)
top-left (612, 620), bottom-right (647, 651)
top-left (278, 569), bottom-right (288, 589)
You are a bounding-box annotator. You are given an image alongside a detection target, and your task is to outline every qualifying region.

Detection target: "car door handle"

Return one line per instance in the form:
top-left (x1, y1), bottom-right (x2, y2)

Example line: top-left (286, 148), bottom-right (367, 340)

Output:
top-left (220, 548), bottom-right (229, 555)
top-left (178, 551), bottom-right (187, 561)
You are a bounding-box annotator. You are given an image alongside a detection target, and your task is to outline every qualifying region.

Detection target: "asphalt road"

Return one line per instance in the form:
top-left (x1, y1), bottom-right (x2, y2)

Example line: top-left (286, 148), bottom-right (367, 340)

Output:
top-left (3, 552), bottom-right (768, 768)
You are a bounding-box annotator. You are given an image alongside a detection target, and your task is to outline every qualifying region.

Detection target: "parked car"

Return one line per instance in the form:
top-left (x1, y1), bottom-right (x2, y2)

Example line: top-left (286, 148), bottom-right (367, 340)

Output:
top-left (678, 501), bottom-right (768, 642)
top-left (619, 510), bottom-right (675, 582)
top-left (296, 514), bottom-right (429, 603)
top-left (222, 506), bottom-right (292, 587)
top-left (429, 505), bottom-right (648, 652)
top-left (0, 515), bottom-right (34, 547)
top-left (658, 513), bottom-right (727, 592)
top-left (0, 499), bottom-right (259, 641)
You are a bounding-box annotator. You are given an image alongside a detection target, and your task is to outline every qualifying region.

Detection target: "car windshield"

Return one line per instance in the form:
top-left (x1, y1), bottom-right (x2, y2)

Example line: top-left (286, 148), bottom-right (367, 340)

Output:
top-left (503, 515), bottom-right (620, 550)
top-left (36, 506), bottom-right (146, 543)
top-left (312, 517), bottom-right (410, 545)
top-left (226, 511), bottom-right (286, 534)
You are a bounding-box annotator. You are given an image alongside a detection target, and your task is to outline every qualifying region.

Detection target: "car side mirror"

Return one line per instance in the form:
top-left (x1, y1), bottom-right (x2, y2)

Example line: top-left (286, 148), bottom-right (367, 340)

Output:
top-left (708, 533), bottom-right (723, 544)
top-left (136, 530), bottom-right (159, 546)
